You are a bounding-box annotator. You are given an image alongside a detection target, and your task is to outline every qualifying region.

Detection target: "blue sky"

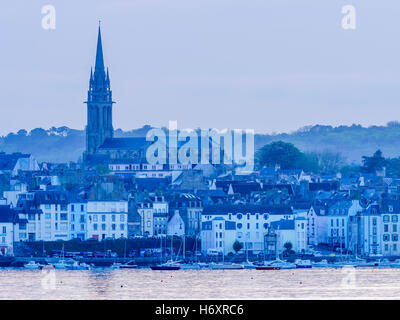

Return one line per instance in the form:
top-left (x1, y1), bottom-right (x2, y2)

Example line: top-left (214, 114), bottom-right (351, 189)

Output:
top-left (1, 0), bottom-right (400, 135)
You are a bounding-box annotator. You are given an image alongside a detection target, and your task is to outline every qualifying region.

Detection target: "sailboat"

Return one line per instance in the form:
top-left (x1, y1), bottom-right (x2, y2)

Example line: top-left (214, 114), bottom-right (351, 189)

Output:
top-left (52, 243), bottom-right (70, 269)
top-left (151, 236), bottom-right (181, 270)
top-left (179, 235), bottom-right (202, 270)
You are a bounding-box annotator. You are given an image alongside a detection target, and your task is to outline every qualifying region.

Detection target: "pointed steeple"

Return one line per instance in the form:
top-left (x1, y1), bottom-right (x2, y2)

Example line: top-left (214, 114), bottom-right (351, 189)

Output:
top-left (106, 67), bottom-right (110, 87)
top-left (89, 67), bottom-right (94, 87)
top-left (94, 22), bottom-right (105, 77)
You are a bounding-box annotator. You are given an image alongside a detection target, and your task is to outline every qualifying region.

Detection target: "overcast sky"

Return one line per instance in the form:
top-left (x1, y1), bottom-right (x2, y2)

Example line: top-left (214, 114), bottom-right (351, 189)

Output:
top-left (1, 0), bottom-right (399, 135)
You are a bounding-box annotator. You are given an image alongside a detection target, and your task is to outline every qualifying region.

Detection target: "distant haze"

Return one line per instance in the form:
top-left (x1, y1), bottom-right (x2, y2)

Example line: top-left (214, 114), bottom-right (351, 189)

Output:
top-left (1, 0), bottom-right (400, 135)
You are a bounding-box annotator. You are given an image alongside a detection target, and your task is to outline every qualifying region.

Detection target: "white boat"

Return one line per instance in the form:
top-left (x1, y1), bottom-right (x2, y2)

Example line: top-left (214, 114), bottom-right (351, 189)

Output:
top-left (119, 260), bottom-right (138, 269)
top-left (209, 263), bottom-right (244, 270)
top-left (179, 263), bottom-right (201, 270)
top-left (24, 261), bottom-right (43, 270)
top-left (110, 262), bottom-right (122, 269)
top-left (375, 259), bottom-right (392, 268)
top-left (242, 261), bottom-right (257, 269)
top-left (391, 259), bottom-right (400, 268)
top-left (66, 261), bottom-right (91, 270)
top-left (267, 259), bottom-right (296, 269)
top-left (312, 259), bottom-right (331, 268)
top-left (52, 259), bottom-right (69, 269)
top-left (295, 259), bottom-right (312, 269)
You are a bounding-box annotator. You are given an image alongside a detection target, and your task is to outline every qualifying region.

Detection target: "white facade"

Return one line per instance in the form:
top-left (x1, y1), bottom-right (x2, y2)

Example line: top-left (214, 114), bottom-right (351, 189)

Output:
top-left (381, 212), bottom-right (400, 256)
top-left (201, 206), bottom-right (293, 254)
top-left (167, 210), bottom-right (185, 236)
top-left (0, 222), bottom-right (14, 256)
top-left (201, 217), bottom-right (236, 255)
top-left (86, 201), bottom-right (128, 240)
top-left (69, 202), bottom-right (87, 240)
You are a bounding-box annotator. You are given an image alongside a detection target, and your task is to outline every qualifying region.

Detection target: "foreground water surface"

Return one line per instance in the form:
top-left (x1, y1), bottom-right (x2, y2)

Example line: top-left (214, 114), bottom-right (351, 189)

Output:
top-left (0, 268), bottom-right (400, 299)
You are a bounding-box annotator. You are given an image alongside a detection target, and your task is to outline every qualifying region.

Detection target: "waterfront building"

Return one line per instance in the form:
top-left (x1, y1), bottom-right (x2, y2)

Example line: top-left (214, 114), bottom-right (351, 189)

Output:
top-left (69, 201), bottom-right (88, 240)
top-left (380, 200), bottom-right (400, 256)
top-left (201, 204), bottom-right (293, 255)
top-left (86, 200), bottom-right (128, 240)
top-left (0, 205), bottom-right (17, 255)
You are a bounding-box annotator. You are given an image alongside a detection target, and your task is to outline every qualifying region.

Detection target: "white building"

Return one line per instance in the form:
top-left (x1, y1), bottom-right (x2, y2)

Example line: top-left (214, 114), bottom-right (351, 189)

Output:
top-left (69, 202), bottom-right (87, 240)
top-left (201, 205), bottom-right (294, 255)
top-left (201, 217), bottom-right (236, 255)
top-left (167, 210), bottom-right (185, 236)
top-left (0, 205), bottom-right (16, 256)
top-left (86, 200), bottom-right (128, 240)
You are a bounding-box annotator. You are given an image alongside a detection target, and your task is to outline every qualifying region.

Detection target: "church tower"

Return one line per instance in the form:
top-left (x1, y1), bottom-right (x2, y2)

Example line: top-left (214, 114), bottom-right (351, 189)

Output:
top-left (85, 24), bottom-right (114, 158)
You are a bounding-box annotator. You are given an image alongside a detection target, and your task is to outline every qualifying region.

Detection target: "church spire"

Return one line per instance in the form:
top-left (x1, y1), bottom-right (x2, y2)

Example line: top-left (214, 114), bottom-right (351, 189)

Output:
top-left (94, 23), bottom-right (105, 77)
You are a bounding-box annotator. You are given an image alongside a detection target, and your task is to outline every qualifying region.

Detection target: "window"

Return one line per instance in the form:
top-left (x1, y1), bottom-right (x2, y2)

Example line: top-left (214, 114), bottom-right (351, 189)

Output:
top-left (60, 213), bottom-right (67, 221)
top-left (393, 215), bottom-right (399, 223)
top-left (263, 223), bottom-right (268, 229)
top-left (71, 214), bottom-right (75, 222)
top-left (263, 214), bottom-right (269, 220)
top-left (237, 223), bottom-right (242, 229)
top-left (2, 226), bottom-right (6, 233)
top-left (393, 234), bottom-right (399, 242)
top-left (93, 215), bottom-right (98, 222)
top-left (247, 223), bottom-right (250, 229)
top-left (71, 205), bottom-right (75, 212)
top-left (120, 215), bottom-right (125, 222)
top-left (81, 205), bottom-right (84, 212)
top-left (112, 215), bottom-right (116, 222)
top-left (247, 214), bottom-right (250, 220)
top-left (237, 214), bottom-right (242, 220)
top-left (102, 224), bottom-right (106, 231)
top-left (93, 224), bottom-right (98, 231)
top-left (384, 225), bottom-right (389, 232)
top-left (383, 215), bottom-right (390, 223)
top-left (383, 234), bottom-right (390, 242)
top-left (120, 224), bottom-right (124, 230)
top-left (102, 215), bottom-right (106, 222)
top-left (112, 224), bottom-right (116, 231)
top-left (373, 218), bottom-right (377, 226)
top-left (394, 224), bottom-right (398, 233)
top-left (394, 244), bottom-right (398, 251)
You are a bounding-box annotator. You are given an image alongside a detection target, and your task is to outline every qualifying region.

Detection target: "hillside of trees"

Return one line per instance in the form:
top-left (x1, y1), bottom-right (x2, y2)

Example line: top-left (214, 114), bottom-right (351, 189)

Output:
top-left (2, 122), bottom-right (400, 164)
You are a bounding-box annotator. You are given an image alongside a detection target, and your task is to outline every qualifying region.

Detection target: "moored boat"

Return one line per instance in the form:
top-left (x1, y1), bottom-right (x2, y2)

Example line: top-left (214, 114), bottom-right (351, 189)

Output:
top-left (66, 261), bottom-right (91, 270)
top-left (267, 259), bottom-right (296, 270)
top-left (119, 260), bottom-right (138, 269)
top-left (24, 261), bottom-right (43, 270)
top-left (295, 259), bottom-right (312, 268)
top-left (52, 259), bottom-right (69, 269)
top-left (255, 265), bottom-right (281, 270)
top-left (209, 263), bottom-right (244, 270)
top-left (312, 259), bottom-right (331, 268)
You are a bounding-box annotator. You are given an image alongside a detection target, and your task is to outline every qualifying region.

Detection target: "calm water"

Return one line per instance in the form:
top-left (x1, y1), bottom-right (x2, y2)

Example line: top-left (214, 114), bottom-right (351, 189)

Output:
top-left (1, 268), bottom-right (400, 299)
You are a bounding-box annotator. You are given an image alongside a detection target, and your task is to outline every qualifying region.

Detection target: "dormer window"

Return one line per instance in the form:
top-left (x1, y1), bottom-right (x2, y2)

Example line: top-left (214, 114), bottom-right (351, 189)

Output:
top-left (389, 205), bottom-right (394, 212)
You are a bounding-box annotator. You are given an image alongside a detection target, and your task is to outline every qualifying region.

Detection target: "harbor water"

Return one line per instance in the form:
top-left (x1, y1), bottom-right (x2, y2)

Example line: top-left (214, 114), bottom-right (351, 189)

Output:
top-left (1, 267), bottom-right (400, 299)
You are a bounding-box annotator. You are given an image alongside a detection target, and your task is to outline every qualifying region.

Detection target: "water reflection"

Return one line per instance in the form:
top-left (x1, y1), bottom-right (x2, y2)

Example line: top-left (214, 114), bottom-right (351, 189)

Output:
top-left (1, 268), bottom-right (400, 299)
